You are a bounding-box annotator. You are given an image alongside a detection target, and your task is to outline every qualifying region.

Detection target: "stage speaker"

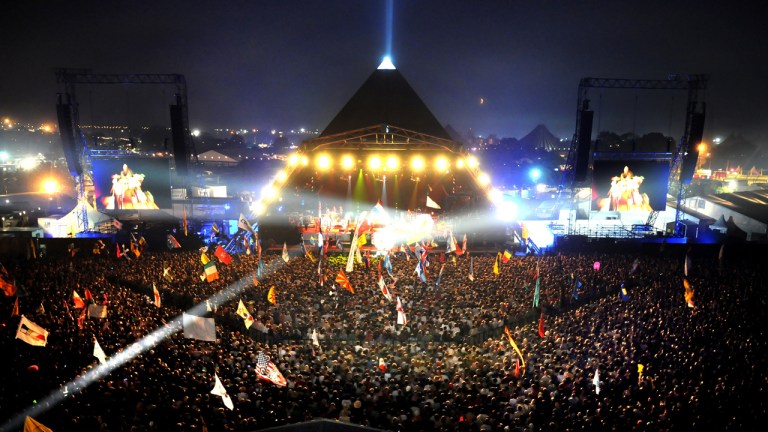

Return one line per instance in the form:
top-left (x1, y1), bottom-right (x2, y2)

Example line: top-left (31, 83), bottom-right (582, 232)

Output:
top-left (680, 112), bottom-right (705, 184)
top-left (573, 110), bottom-right (594, 182)
top-left (169, 104), bottom-right (189, 177)
top-left (56, 103), bottom-right (82, 176)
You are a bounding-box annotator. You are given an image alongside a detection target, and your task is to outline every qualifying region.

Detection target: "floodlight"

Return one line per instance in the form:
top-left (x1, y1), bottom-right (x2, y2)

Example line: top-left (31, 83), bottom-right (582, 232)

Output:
top-left (411, 156), bottom-right (425, 172)
top-left (386, 155), bottom-right (399, 170)
top-left (316, 154), bottom-right (331, 171)
top-left (467, 155), bottom-right (479, 168)
top-left (478, 172), bottom-right (491, 186)
top-left (368, 156), bottom-right (382, 170)
top-left (435, 157), bottom-right (449, 171)
top-left (341, 155), bottom-right (355, 170)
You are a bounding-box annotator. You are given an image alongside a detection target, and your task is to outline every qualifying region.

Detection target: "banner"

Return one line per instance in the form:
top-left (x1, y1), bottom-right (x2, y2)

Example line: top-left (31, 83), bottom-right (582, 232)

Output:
top-left (16, 315), bottom-right (49, 347)
top-left (88, 304), bottom-right (108, 318)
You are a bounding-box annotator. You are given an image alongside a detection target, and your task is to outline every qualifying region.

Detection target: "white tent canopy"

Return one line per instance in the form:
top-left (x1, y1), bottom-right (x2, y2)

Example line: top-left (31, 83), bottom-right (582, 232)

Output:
top-left (38, 202), bottom-right (114, 237)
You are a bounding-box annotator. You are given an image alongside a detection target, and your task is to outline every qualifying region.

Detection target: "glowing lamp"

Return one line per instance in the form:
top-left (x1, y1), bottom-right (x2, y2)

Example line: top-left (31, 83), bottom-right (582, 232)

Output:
top-left (529, 168), bottom-right (542, 182)
top-left (43, 179), bottom-right (59, 194)
top-left (300, 155), bottom-right (309, 166)
top-left (386, 155), bottom-right (399, 170)
top-left (411, 156), bottom-right (425, 172)
top-left (477, 172), bottom-right (491, 186)
top-left (316, 154), bottom-right (331, 171)
top-left (341, 155), bottom-right (355, 170)
top-left (456, 158), bottom-right (465, 169)
top-left (288, 153), bottom-right (300, 166)
top-left (435, 157), bottom-right (449, 171)
top-left (368, 156), bottom-right (382, 170)
top-left (467, 155), bottom-right (479, 169)
top-left (262, 184), bottom-right (277, 200)
top-left (275, 170), bottom-right (287, 182)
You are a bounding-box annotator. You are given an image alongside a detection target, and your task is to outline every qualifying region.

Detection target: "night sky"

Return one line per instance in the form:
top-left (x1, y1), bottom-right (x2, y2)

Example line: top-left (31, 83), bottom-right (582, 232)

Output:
top-left (2, 0), bottom-right (766, 142)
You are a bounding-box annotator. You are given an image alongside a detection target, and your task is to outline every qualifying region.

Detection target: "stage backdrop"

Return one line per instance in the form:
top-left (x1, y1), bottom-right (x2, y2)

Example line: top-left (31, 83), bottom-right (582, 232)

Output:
top-left (591, 160), bottom-right (670, 212)
top-left (92, 158), bottom-right (172, 210)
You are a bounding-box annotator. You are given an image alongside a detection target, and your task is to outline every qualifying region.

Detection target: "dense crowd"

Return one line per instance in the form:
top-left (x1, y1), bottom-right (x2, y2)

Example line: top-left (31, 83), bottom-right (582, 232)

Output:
top-left (1, 239), bottom-right (766, 431)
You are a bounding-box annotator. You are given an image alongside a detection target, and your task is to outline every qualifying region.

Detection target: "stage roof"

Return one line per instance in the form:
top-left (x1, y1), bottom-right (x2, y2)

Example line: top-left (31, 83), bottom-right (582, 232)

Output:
top-left (319, 67), bottom-right (452, 141)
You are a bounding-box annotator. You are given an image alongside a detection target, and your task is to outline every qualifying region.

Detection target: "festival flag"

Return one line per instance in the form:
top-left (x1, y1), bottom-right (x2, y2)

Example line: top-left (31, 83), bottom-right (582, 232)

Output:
top-left (514, 358), bottom-right (521, 378)
top-left (267, 286), bottom-right (277, 305)
top-left (112, 218), bottom-right (123, 230)
top-left (447, 233), bottom-right (457, 253)
top-left (468, 255), bottom-right (475, 281)
top-left (637, 364), bottom-right (644, 382)
top-left (533, 278), bottom-right (540, 308)
top-left (493, 252), bottom-right (500, 275)
top-left (719, 243), bottom-right (725, 267)
top-left (426, 195), bottom-right (441, 209)
top-left (459, 234), bottom-right (467, 256)
top-left (238, 213), bottom-right (256, 235)
top-left (83, 289), bottom-right (93, 303)
top-left (93, 338), bottom-right (107, 365)
top-left (378, 275), bottom-right (393, 301)
top-left (383, 253), bottom-right (393, 275)
top-left (593, 368), bottom-right (600, 394)
top-left (11, 296), bottom-right (19, 317)
top-left (183, 207), bottom-right (188, 236)
top-left (414, 260), bottom-right (426, 283)
top-left (502, 250), bottom-right (512, 264)
top-left (212, 222), bottom-right (220, 235)
top-left (357, 233), bottom-right (367, 249)
top-left (373, 199), bottom-right (384, 213)
top-left (378, 358), bottom-right (387, 372)
top-left (203, 261), bottom-right (219, 282)
top-left (23, 416), bottom-right (53, 432)
top-left (257, 258), bottom-right (264, 277)
top-left (87, 304), bottom-right (108, 318)
top-left (282, 242), bottom-right (290, 263)
top-left (167, 234), bottom-right (181, 249)
top-left (77, 307), bottom-right (86, 329)
top-left (182, 313), bottom-right (216, 341)
top-left (201, 252), bottom-right (210, 265)
top-left (620, 283), bottom-right (629, 302)
top-left (116, 243), bottom-right (123, 259)
top-left (436, 263), bottom-right (446, 287)
top-left (503, 326), bottom-right (526, 368)
top-left (73, 290), bottom-right (85, 309)
top-left (36, 301), bottom-right (45, 315)
top-left (16, 315), bottom-right (48, 347)
top-left (244, 236), bottom-right (251, 255)
top-left (236, 300), bottom-right (255, 329)
top-left (629, 258), bottom-right (639, 275)
top-left (684, 253), bottom-right (691, 277)
top-left (130, 240), bottom-right (141, 258)
top-left (153, 283), bottom-right (161, 308)
top-left (396, 296), bottom-right (407, 326)
top-left (214, 245), bottom-right (233, 265)
top-left (1, 276), bottom-right (16, 297)
top-left (572, 279), bottom-right (581, 300)
top-left (210, 373), bottom-right (234, 410)
top-left (538, 312), bottom-right (546, 338)
top-left (311, 328), bottom-right (321, 349)
top-left (163, 262), bottom-right (173, 280)
top-left (683, 278), bottom-right (695, 308)
top-left (255, 351), bottom-right (287, 387)
top-left (335, 270), bottom-right (354, 293)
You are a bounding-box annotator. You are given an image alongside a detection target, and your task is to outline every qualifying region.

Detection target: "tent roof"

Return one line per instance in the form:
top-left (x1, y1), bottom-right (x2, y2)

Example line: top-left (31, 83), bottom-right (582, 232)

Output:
top-left (319, 67), bottom-right (451, 140)
top-left (700, 189), bottom-right (768, 225)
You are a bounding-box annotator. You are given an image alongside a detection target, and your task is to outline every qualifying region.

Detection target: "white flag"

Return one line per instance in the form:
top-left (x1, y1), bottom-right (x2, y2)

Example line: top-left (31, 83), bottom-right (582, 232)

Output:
top-left (16, 315), bottom-right (49, 347)
top-left (88, 304), bottom-right (108, 319)
top-left (282, 242), bottom-right (290, 263)
top-left (311, 328), bottom-right (321, 348)
top-left (236, 299), bottom-right (255, 329)
top-left (238, 213), bottom-right (255, 235)
top-left (426, 195), bottom-right (441, 209)
top-left (210, 373), bottom-right (234, 410)
top-left (93, 338), bottom-right (107, 365)
top-left (182, 313), bottom-right (216, 342)
top-left (593, 368), bottom-right (600, 394)
top-left (396, 296), bottom-right (407, 326)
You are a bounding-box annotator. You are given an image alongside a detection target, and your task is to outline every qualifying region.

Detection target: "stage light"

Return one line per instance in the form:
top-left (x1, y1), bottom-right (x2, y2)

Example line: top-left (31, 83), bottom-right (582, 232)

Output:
top-left (341, 155), bottom-right (355, 170)
top-left (43, 179), bottom-right (59, 194)
top-left (316, 154), bottom-right (331, 171)
top-left (300, 155), bottom-right (309, 166)
top-left (250, 200), bottom-right (265, 216)
top-left (535, 183), bottom-right (547, 193)
top-left (529, 168), bottom-right (542, 182)
top-left (275, 170), bottom-right (287, 182)
top-left (288, 153), bottom-right (300, 166)
top-left (495, 201), bottom-right (518, 222)
top-left (488, 188), bottom-right (502, 203)
top-left (435, 157), bottom-right (449, 171)
top-left (261, 184), bottom-right (277, 200)
top-left (411, 156), bottom-right (425, 172)
top-left (0, 151), bottom-right (8, 161)
top-left (456, 158), bottom-right (465, 169)
top-left (477, 172), bottom-right (490, 186)
top-left (20, 158), bottom-right (38, 171)
top-left (697, 142), bottom-right (707, 153)
top-left (467, 155), bottom-right (479, 169)
top-left (368, 156), bottom-right (382, 170)
top-left (386, 155), bottom-right (399, 170)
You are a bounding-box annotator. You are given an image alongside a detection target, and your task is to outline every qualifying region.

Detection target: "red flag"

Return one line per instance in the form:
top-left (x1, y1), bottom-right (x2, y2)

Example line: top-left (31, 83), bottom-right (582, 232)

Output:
top-left (153, 283), bottom-right (161, 308)
top-left (11, 296), bottom-right (19, 317)
top-left (538, 312), bottom-right (545, 338)
top-left (335, 271), bottom-right (354, 294)
top-left (85, 289), bottom-right (94, 302)
top-left (0, 277), bottom-right (15, 297)
top-left (77, 308), bottom-right (87, 329)
top-left (116, 243), bottom-right (123, 258)
top-left (514, 358), bottom-right (521, 378)
top-left (214, 246), bottom-right (233, 265)
top-left (73, 291), bottom-right (85, 309)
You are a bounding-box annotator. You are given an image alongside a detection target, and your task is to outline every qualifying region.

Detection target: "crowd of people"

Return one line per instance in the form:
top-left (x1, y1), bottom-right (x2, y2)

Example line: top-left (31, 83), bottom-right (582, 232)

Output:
top-left (1, 237), bottom-right (766, 431)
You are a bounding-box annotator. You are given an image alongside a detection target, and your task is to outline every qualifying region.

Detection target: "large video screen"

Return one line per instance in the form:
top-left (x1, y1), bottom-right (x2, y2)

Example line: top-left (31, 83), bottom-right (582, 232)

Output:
top-left (591, 160), bottom-right (671, 211)
top-left (92, 158), bottom-right (172, 210)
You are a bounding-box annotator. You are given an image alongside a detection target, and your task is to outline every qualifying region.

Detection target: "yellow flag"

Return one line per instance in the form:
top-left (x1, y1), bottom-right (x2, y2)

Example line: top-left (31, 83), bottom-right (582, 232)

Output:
top-left (357, 234), bottom-right (367, 248)
top-left (493, 252), bottom-right (500, 275)
top-left (504, 326), bottom-right (526, 368)
top-left (201, 253), bottom-right (210, 265)
top-left (267, 286), bottom-right (276, 305)
top-left (24, 416), bottom-right (53, 432)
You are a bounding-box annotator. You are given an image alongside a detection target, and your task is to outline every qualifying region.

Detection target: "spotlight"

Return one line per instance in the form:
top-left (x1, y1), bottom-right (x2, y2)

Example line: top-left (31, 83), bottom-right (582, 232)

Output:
top-left (300, 155), bottom-right (309, 166)
top-left (477, 172), bottom-right (491, 186)
top-left (456, 158), bottom-right (465, 169)
top-left (435, 157), bottom-right (449, 171)
top-left (316, 154), bottom-right (331, 171)
top-left (288, 153), bottom-right (300, 166)
top-left (368, 156), bottom-right (382, 170)
top-left (488, 188), bottom-right (502, 203)
top-left (386, 155), bottom-right (399, 170)
top-left (529, 168), bottom-right (542, 182)
top-left (411, 156), bottom-right (425, 172)
top-left (467, 155), bottom-right (479, 169)
top-left (262, 184), bottom-right (277, 200)
top-left (43, 179), bottom-right (59, 194)
top-left (341, 155), bottom-right (355, 170)
top-left (275, 170), bottom-right (287, 182)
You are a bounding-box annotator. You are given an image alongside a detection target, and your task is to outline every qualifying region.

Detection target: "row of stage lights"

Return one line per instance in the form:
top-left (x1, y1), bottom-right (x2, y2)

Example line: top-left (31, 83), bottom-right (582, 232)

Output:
top-left (251, 153), bottom-right (494, 216)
